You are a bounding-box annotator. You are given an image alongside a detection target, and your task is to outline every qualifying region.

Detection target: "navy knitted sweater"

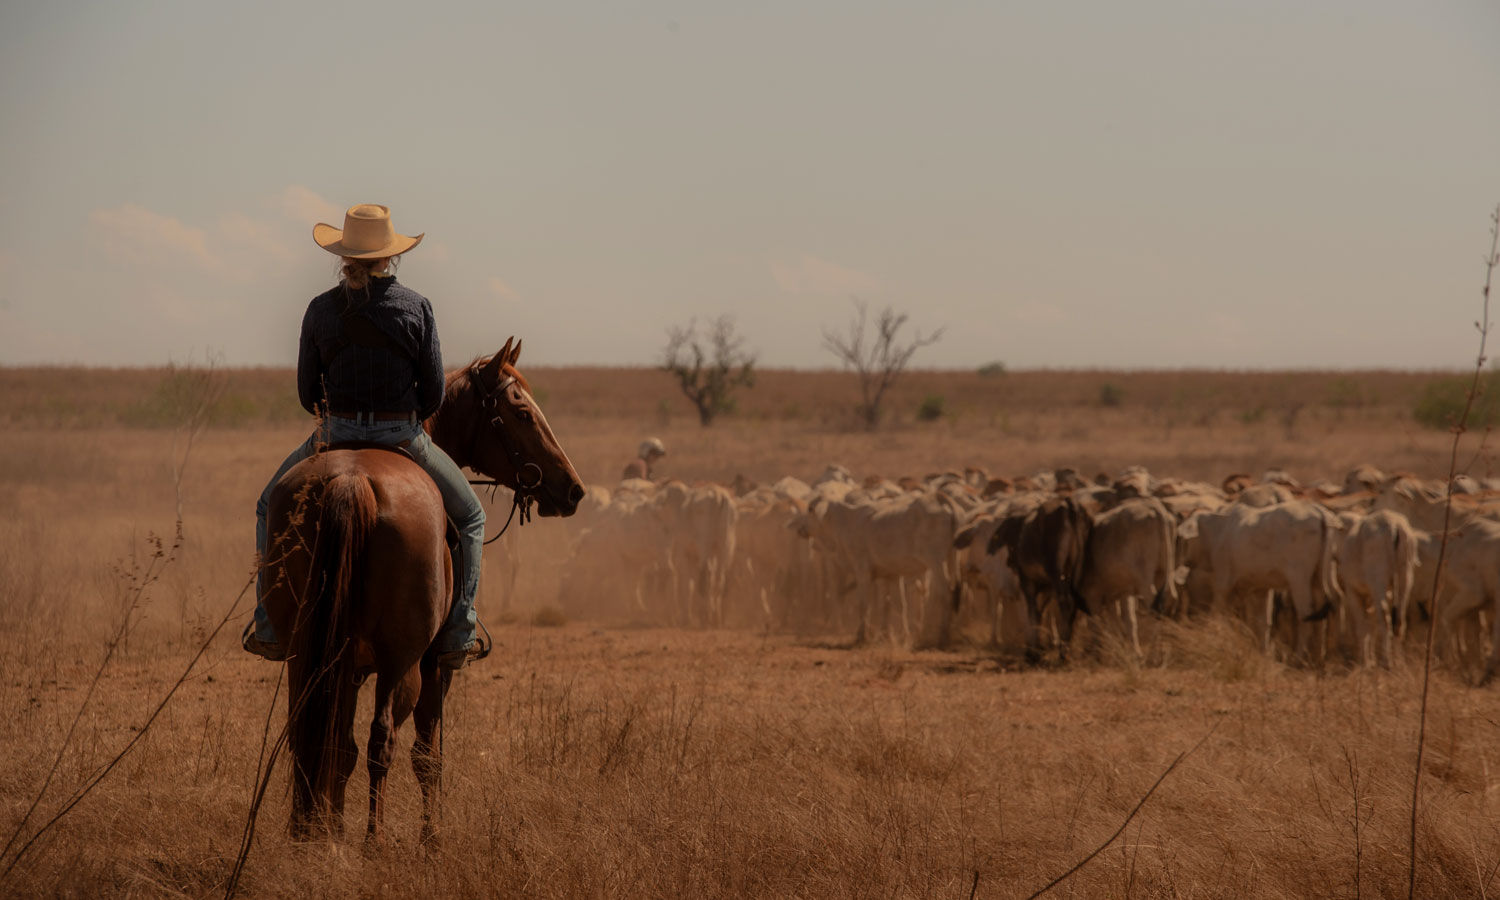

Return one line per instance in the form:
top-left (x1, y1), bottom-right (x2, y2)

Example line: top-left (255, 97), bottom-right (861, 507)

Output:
top-left (296, 276), bottom-right (446, 419)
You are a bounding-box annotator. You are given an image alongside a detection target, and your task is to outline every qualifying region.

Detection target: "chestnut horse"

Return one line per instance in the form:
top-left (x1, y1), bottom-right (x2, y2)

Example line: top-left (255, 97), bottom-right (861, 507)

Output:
top-left (262, 337), bottom-right (583, 843)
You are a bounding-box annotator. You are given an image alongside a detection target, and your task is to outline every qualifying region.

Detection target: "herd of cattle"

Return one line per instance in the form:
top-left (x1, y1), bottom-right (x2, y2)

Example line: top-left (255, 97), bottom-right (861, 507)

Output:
top-left (535, 462), bottom-right (1500, 678)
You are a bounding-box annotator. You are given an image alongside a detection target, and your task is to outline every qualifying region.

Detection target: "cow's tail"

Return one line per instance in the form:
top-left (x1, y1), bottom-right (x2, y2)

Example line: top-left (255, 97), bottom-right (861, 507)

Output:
top-left (288, 473), bottom-right (376, 826)
top-left (1153, 509), bottom-right (1178, 616)
top-left (1305, 510), bottom-right (1340, 622)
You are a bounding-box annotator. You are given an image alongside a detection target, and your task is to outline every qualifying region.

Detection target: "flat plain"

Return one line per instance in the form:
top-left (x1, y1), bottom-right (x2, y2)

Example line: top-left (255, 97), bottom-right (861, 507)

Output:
top-left (2, 365), bottom-right (1497, 899)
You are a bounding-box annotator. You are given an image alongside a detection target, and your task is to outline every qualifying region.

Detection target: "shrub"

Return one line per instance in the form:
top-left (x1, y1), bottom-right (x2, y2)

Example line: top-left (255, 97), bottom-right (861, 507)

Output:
top-left (1413, 372), bottom-right (1500, 429)
top-left (661, 315), bottom-right (756, 427)
top-left (916, 394), bottom-right (946, 422)
top-left (977, 361), bottom-right (1007, 378)
top-left (1098, 383), bottom-right (1124, 408)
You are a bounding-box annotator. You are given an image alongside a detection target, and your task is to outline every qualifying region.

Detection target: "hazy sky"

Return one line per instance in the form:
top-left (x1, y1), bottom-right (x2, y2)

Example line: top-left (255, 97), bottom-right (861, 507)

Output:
top-left (1, 1), bottom-right (1497, 369)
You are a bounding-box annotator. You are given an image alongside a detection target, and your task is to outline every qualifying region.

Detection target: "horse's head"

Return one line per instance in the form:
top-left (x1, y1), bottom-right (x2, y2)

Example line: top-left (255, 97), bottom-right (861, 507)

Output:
top-left (440, 338), bottom-right (585, 517)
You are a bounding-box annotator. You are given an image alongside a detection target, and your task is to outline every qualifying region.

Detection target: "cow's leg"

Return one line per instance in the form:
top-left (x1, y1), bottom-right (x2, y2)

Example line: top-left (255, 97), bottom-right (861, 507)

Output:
top-left (1288, 584), bottom-right (1314, 664)
top-left (852, 569), bottom-right (872, 646)
top-left (1439, 578), bottom-right (1487, 682)
top-left (1054, 582), bottom-right (1082, 663)
top-left (1483, 592), bottom-right (1500, 685)
top-left (988, 587), bottom-right (1003, 648)
top-left (1124, 594), bottom-right (1142, 659)
top-left (1258, 591), bottom-right (1277, 656)
top-left (1345, 586), bottom-right (1372, 667)
top-left (932, 568), bottom-right (954, 649)
top-left (1020, 583), bottom-right (1042, 663)
top-left (1378, 586), bottom-right (1395, 668)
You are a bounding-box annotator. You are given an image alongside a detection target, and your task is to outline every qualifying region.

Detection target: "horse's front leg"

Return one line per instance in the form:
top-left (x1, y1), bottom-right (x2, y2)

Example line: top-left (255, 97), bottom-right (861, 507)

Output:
top-left (366, 668), bottom-right (421, 847)
top-left (412, 662), bottom-right (451, 847)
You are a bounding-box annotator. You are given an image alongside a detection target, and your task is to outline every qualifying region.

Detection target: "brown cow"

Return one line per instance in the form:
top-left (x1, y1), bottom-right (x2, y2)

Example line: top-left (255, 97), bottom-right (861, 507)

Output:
top-left (987, 495), bottom-right (1093, 661)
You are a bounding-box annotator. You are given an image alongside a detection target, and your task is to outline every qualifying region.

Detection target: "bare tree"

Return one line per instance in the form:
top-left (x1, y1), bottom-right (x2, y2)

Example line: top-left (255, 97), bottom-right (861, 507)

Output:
top-left (661, 315), bottom-right (757, 426)
top-left (822, 299), bottom-right (943, 428)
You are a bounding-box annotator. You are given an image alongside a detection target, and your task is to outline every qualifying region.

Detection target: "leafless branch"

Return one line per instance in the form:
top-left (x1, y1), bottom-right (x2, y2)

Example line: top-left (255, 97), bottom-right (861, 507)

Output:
top-left (821, 298), bottom-right (943, 428)
top-left (1022, 721), bottom-right (1218, 900)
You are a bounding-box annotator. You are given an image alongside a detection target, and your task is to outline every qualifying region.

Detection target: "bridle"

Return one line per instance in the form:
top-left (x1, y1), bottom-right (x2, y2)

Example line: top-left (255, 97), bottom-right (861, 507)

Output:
top-left (465, 362), bottom-right (545, 545)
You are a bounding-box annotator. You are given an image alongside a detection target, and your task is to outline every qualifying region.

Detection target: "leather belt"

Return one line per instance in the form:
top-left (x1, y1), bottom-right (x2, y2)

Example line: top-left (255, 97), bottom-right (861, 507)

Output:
top-left (329, 410), bottom-right (418, 424)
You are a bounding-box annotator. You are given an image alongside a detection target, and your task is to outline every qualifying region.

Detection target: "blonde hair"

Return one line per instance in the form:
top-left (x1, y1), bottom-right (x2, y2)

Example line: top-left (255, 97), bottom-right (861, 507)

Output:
top-left (340, 254), bottom-right (402, 291)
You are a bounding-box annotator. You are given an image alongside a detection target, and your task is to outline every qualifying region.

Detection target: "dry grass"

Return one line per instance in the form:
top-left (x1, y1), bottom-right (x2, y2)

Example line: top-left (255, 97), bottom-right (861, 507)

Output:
top-left (1, 367), bottom-right (1497, 898)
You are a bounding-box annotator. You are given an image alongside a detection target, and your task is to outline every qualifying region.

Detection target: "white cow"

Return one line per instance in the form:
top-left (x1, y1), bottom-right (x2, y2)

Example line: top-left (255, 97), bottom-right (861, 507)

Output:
top-left (1431, 518), bottom-right (1500, 682)
top-left (1077, 498), bottom-right (1178, 658)
top-left (953, 513), bottom-right (1020, 647)
top-left (655, 482), bottom-right (738, 627)
top-left (1180, 501), bottom-right (1342, 661)
top-left (1335, 509), bottom-right (1420, 666)
top-left (728, 493), bottom-right (815, 628)
top-left (792, 491), bottom-right (960, 647)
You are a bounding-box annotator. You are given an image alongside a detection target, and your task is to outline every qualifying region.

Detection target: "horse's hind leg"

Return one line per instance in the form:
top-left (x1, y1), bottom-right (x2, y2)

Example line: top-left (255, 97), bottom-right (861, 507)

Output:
top-left (366, 668), bottom-right (421, 846)
top-left (412, 661), bottom-right (451, 846)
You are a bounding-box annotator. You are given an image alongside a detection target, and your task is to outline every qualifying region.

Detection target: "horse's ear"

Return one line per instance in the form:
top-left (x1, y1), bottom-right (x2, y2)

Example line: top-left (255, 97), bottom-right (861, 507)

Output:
top-left (485, 338), bottom-right (514, 378)
top-left (509, 338), bottom-right (523, 366)
top-left (480, 350), bottom-right (508, 385)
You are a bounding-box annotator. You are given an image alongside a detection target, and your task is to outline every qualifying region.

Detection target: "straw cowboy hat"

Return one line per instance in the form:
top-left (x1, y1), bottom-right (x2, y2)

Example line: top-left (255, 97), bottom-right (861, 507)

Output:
top-left (313, 204), bottom-right (424, 259)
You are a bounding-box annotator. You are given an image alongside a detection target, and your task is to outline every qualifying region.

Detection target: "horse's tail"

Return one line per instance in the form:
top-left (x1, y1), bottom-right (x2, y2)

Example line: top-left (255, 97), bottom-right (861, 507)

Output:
top-left (288, 472), bottom-right (376, 829)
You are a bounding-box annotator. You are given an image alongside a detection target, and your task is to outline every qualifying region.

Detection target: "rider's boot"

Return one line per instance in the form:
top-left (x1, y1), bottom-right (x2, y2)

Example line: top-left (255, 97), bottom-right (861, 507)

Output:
top-left (434, 546), bottom-right (490, 670)
top-left (242, 605), bottom-right (285, 662)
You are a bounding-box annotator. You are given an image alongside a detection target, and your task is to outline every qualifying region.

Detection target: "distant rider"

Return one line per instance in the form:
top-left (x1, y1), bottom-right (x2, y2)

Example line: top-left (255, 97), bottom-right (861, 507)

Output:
top-left (621, 437), bottom-right (667, 481)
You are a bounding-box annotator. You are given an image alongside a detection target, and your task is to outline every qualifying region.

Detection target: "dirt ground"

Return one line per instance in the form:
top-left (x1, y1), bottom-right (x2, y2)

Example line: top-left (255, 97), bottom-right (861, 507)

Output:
top-left (1, 367), bottom-right (1497, 898)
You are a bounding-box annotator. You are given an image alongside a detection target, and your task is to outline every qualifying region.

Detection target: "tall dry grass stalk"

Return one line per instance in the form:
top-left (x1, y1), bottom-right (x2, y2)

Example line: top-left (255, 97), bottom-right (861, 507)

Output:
top-left (1408, 203), bottom-right (1500, 898)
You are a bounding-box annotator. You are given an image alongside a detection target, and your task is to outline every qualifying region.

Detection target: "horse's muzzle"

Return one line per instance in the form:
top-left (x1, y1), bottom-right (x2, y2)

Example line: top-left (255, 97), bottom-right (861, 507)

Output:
top-left (536, 480), bottom-right (585, 518)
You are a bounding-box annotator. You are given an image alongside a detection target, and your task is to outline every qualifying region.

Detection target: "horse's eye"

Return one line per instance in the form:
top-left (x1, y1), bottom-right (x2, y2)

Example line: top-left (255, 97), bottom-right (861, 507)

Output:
top-left (515, 407), bottom-right (533, 423)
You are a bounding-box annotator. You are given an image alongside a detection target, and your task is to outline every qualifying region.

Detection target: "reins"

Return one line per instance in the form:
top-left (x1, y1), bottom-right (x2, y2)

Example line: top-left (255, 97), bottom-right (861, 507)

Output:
top-left (468, 480), bottom-right (533, 545)
top-left (464, 364), bottom-right (544, 545)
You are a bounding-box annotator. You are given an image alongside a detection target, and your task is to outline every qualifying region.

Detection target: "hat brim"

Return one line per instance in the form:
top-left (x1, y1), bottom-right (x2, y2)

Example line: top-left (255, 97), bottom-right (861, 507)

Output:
top-left (313, 223), bottom-right (424, 259)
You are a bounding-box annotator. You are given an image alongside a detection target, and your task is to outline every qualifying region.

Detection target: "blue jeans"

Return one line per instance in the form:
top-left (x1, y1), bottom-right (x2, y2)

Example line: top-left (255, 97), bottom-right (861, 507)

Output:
top-left (253, 417), bottom-right (486, 654)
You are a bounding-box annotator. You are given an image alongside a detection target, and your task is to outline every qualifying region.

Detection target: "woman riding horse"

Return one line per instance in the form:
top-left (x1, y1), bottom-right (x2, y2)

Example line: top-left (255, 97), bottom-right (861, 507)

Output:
top-left (245, 204), bottom-right (487, 669)
top-left (248, 204), bottom-right (584, 841)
